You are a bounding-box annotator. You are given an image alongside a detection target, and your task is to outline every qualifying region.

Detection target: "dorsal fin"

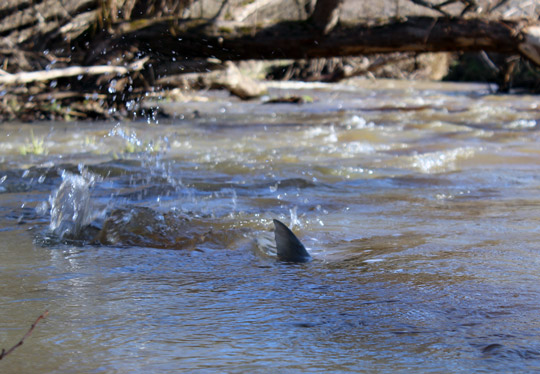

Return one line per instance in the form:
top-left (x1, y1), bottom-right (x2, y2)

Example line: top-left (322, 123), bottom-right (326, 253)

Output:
top-left (273, 219), bottom-right (311, 263)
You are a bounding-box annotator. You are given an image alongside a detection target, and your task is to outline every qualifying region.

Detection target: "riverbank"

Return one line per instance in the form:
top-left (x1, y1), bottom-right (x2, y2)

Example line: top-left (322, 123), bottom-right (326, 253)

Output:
top-left (1, 0), bottom-right (539, 122)
top-left (2, 54), bottom-right (539, 123)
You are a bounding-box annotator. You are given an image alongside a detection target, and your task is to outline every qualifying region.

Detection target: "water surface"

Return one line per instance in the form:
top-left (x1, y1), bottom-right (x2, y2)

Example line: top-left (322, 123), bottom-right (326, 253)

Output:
top-left (1, 79), bottom-right (540, 373)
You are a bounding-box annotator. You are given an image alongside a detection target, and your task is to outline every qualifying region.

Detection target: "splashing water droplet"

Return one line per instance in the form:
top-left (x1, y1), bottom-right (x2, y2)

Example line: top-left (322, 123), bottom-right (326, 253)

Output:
top-left (108, 80), bottom-right (117, 94)
top-left (49, 171), bottom-right (98, 239)
top-left (289, 206), bottom-right (300, 229)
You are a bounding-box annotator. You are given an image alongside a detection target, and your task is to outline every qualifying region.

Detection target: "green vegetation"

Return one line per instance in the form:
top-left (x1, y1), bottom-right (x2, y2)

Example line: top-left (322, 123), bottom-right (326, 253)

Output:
top-left (19, 130), bottom-right (47, 156)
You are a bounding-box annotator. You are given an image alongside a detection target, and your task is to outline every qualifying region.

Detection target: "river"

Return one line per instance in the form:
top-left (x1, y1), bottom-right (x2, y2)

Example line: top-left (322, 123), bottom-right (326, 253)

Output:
top-left (1, 79), bottom-right (540, 373)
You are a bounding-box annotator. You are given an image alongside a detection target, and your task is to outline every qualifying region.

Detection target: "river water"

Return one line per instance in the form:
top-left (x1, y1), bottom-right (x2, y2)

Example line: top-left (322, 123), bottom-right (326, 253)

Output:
top-left (1, 79), bottom-right (540, 373)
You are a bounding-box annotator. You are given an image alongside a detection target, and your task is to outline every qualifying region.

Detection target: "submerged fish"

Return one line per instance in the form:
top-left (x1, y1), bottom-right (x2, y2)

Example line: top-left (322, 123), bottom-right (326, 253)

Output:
top-left (273, 219), bottom-right (311, 263)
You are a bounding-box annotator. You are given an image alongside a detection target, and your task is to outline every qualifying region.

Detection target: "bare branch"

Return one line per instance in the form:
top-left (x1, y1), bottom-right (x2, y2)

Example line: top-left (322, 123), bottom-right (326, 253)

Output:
top-left (408, 0), bottom-right (480, 17)
top-left (488, 0), bottom-right (510, 13)
top-left (231, 0), bottom-right (281, 22)
top-left (310, 0), bottom-right (344, 34)
top-left (0, 311), bottom-right (49, 360)
top-left (409, 0), bottom-right (452, 16)
top-left (0, 58), bottom-right (149, 85)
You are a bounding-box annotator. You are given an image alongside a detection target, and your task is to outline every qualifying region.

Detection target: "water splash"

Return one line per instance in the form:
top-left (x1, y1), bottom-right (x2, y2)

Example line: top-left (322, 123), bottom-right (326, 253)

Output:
top-left (407, 147), bottom-right (476, 174)
top-left (289, 206), bottom-right (300, 229)
top-left (49, 170), bottom-right (99, 239)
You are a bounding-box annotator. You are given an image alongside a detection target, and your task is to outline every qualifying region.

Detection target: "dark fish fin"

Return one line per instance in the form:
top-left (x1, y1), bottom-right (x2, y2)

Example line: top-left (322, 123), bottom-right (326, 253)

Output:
top-left (273, 219), bottom-right (311, 263)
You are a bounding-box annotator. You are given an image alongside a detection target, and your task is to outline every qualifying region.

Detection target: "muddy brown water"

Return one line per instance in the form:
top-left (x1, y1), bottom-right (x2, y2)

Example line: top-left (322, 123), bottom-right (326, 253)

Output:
top-left (1, 79), bottom-right (540, 373)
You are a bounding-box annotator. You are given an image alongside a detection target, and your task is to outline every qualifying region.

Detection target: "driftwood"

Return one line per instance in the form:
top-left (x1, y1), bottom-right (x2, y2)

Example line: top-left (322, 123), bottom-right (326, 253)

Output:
top-left (157, 61), bottom-right (268, 99)
top-left (0, 58), bottom-right (149, 85)
top-left (1, 0), bottom-right (538, 66)
top-left (104, 17), bottom-right (539, 64)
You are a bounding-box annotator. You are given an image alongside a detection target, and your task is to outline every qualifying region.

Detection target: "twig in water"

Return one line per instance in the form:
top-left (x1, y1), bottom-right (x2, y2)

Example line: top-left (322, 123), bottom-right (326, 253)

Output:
top-left (0, 311), bottom-right (49, 360)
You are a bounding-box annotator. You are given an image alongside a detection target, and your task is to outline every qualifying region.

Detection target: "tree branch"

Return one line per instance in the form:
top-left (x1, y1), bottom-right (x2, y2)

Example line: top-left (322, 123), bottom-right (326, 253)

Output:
top-left (0, 311), bottom-right (49, 360)
top-left (309, 0), bottom-right (344, 34)
top-left (0, 58), bottom-right (149, 85)
top-left (110, 17), bottom-right (533, 63)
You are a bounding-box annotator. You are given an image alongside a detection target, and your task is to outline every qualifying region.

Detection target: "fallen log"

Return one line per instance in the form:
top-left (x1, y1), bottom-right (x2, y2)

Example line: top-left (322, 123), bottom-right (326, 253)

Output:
top-left (104, 17), bottom-right (540, 67)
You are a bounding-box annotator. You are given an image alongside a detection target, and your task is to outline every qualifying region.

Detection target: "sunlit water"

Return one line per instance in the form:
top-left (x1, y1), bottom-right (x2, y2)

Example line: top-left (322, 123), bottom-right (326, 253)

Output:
top-left (1, 79), bottom-right (540, 373)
